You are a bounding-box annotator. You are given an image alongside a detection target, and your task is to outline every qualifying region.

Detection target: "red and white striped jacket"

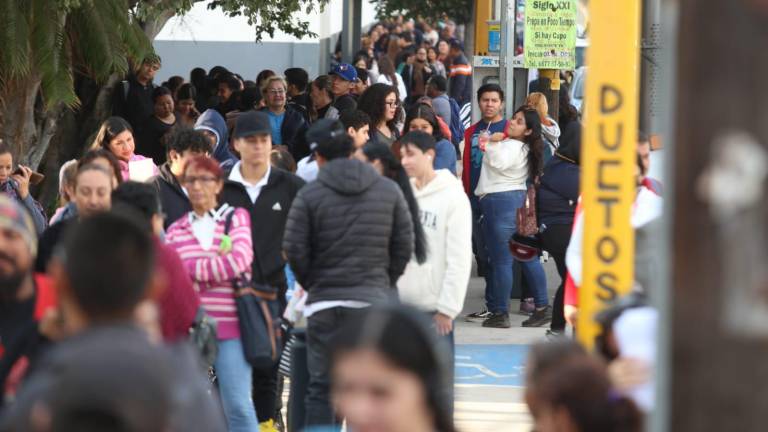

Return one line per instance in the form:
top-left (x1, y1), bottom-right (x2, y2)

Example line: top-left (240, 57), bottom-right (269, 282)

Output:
top-left (165, 205), bottom-right (253, 340)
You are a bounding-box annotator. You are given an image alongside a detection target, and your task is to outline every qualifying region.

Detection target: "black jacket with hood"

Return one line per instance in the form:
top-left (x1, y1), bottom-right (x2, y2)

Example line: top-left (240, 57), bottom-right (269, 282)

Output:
top-left (283, 158), bottom-right (414, 305)
top-left (151, 163), bottom-right (192, 229)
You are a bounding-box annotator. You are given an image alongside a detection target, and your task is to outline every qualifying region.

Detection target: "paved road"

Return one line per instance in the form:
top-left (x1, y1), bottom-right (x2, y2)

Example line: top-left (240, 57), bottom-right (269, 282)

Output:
top-left (454, 258), bottom-right (561, 432)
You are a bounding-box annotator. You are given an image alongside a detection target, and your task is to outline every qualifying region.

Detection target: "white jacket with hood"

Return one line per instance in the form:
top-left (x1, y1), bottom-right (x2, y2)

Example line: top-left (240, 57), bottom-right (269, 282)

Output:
top-left (542, 116), bottom-right (561, 151)
top-left (397, 170), bottom-right (473, 319)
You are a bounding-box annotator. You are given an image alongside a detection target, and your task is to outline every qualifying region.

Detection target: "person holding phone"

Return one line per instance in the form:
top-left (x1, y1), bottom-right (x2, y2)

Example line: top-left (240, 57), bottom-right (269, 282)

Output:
top-left (0, 140), bottom-right (47, 235)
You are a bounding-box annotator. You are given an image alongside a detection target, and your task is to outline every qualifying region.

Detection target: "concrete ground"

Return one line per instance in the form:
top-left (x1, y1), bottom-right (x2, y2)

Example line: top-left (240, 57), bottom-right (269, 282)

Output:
top-left (278, 258), bottom-right (562, 432)
top-left (454, 258), bottom-right (561, 432)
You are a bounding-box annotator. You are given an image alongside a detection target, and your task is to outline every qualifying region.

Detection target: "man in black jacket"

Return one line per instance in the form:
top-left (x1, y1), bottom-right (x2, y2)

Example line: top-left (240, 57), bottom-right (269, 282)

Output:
top-left (151, 127), bottom-right (212, 229)
top-left (219, 111), bottom-right (305, 428)
top-left (447, 40), bottom-right (473, 108)
top-left (112, 54), bottom-right (161, 132)
top-left (285, 67), bottom-right (311, 122)
top-left (325, 63), bottom-right (358, 120)
top-left (283, 119), bottom-right (414, 429)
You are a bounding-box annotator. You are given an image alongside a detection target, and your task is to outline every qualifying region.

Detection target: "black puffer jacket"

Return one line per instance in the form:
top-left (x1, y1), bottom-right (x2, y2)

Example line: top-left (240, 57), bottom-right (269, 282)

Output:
top-left (283, 158), bottom-right (414, 305)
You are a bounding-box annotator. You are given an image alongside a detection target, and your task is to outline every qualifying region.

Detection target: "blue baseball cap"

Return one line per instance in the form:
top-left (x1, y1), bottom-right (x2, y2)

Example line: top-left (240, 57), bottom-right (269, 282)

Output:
top-left (329, 63), bottom-right (358, 82)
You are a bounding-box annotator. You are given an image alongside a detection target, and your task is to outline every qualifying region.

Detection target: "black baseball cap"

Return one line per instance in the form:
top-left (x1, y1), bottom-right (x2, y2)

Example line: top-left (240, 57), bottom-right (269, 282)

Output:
top-left (305, 119), bottom-right (346, 152)
top-left (233, 111), bottom-right (271, 138)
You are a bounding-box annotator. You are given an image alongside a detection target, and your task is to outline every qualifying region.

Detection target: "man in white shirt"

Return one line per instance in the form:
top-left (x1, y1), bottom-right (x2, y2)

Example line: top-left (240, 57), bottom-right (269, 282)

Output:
top-left (219, 111), bottom-right (305, 429)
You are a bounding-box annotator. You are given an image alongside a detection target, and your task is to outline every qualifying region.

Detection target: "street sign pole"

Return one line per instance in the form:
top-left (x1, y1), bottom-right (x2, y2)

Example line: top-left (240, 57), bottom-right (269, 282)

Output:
top-left (577, 0), bottom-right (642, 350)
top-left (670, 0), bottom-right (768, 430)
top-left (499, 0), bottom-right (516, 117)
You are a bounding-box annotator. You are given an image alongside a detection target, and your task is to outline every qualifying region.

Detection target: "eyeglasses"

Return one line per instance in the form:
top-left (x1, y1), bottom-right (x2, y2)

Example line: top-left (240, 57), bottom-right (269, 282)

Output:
top-left (268, 89), bottom-right (286, 95)
top-left (181, 176), bottom-right (218, 186)
top-left (384, 100), bottom-right (399, 107)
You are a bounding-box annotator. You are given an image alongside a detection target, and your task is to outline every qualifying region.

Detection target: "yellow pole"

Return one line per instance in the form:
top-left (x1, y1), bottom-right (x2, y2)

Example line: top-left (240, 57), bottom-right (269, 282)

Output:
top-left (577, 0), bottom-right (642, 350)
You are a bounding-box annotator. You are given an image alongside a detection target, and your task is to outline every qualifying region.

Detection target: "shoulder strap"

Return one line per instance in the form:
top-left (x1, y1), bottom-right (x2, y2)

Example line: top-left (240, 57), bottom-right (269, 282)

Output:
top-left (221, 206), bottom-right (268, 284)
top-left (121, 80), bottom-right (129, 101)
top-left (223, 207), bottom-right (236, 236)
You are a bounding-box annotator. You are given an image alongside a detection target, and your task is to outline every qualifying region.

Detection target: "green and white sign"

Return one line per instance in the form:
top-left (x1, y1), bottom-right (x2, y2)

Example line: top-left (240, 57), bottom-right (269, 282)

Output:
top-left (524, 0), bottom-right (578, 69)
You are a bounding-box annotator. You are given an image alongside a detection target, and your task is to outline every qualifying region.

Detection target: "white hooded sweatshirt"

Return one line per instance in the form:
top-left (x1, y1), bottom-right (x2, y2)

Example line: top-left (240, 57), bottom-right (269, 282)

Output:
top-left (541, 116), bottom-right (561, 150)
top-left (397, 170), bottom-right (473, 319)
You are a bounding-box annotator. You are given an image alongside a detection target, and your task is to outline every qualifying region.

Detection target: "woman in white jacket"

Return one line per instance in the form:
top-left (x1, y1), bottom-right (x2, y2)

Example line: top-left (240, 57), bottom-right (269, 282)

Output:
top-left (475, 107), bottom-right (550, 329)
top-left (397, 130), bottom-right (473, 338)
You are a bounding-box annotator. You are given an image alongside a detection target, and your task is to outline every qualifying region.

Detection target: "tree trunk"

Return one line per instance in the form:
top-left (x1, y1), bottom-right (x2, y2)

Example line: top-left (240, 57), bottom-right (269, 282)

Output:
top-left (6, 6), bottom-right (177, 207)
top-left (0, 76), bottom-right (43, 168)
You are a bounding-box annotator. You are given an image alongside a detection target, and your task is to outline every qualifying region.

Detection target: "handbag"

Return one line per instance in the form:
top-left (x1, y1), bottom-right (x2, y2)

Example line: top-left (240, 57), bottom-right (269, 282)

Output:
top-left (516, 180), bottom-right (540, 236)
top-left (223, 210), bottom-right (283, 369)
top-left (188, 306), bottom-right (219, 367)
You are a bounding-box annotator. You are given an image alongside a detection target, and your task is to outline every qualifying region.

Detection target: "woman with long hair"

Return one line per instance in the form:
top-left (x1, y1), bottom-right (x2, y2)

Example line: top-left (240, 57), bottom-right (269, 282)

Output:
top-left (475, 107), bottom-right (549, 329)
top-left (309, 75), bottom-right (334, 122)
top-left (387, 35), bottom-right (402, 64)
top-left (78, 148), bottom-right (124, 188)
top-left (137, 86), bottom-right (177, 165)
top-left (376, 56), bottom-right (407, 103)
top-left (558, 87), bottom-right (582, 152)
top-left (527, 343), bottom-right (643, 432)
top-left (437, 39), bottom-right (451, 66)
top-left (175, 83), bottom-right (200, 127)
top-left (331, 306), bottom-right (458, 432)
top-left (357, 141), bottom-right (427, 265)
top-left (427, 46), bottom-right (447, 78)
top-left (92, 116), bottom-right (157, 182)
top-left (526, 92), bottom-right (561, 158)
top-left (358, 83), bottom-right (401, 148)
top-left (404, 47), bottom-right (434, 102)
top-left (404, 104), bottom-right (456, 174)
top-left (537, 134), bottom-right (581, 336)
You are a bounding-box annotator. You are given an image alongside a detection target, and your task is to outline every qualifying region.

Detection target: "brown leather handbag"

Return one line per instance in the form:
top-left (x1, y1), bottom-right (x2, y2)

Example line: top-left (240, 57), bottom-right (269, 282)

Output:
top-left (516, 182), bottom-right (539, 236)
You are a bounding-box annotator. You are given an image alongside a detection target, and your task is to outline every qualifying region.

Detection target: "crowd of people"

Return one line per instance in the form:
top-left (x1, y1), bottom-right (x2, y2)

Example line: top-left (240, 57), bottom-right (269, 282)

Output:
top-left (0, 14), bottom-right (664, 432)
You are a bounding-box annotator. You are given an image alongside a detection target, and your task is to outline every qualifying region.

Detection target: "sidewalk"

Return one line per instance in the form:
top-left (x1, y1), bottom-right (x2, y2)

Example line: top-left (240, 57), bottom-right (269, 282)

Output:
top-left (454, 259), bottom-right (560, 432)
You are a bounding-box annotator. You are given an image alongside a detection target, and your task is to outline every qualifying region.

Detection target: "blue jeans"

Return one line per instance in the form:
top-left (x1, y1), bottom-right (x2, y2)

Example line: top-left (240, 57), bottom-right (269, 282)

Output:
top-left (480, 190), bottom-right (548, 314)
top-left (215, 338), bottom-right (259, 431)
top-left (469, 196), bottom-right (492, 305)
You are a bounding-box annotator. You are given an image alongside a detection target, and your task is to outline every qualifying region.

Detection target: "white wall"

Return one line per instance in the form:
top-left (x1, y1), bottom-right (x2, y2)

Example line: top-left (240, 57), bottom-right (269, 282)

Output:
top-left (153, 0), bottom-right (378, 82)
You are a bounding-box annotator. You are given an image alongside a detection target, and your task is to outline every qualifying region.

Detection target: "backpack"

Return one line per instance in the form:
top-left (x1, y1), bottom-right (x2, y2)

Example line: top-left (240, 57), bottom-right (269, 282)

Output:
top-left (448, 97), bottom-right (465, 156)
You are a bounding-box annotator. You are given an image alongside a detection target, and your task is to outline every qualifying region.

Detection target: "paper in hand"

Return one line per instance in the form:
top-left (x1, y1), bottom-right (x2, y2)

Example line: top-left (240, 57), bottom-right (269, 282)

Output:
top-left (128, 158), bottom-right (155, 182)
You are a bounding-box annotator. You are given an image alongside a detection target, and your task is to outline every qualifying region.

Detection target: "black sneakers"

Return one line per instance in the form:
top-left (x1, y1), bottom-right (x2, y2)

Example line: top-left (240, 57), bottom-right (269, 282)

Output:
top-left (481, 313), bottom-right (511, 328)
top-left (522, 306), bottom-right (553, 327)
top-left (465, 308), bottom-right (493, 322)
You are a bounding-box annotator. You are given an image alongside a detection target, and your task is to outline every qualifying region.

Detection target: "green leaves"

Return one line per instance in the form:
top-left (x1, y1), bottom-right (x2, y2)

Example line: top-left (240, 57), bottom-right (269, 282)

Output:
top-left (31, 0), bottom-right (77, 107)
top-left (1, 0), bottom-right (330, 110)
top-left (0, 0), bottom-right (32, 79)
top-left (0, 0), bottom-right (154, 109)
top-left (133, 0), bottom-right (328, 41)
top-left (375, 0), bottom-right (472, 25)
top-left (206, 0), bottom-right (328, 41)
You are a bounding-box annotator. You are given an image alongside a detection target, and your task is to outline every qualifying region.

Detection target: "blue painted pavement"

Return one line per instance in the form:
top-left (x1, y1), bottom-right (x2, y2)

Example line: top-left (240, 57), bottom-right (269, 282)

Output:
top-left (454, 344), bottom-right (529, 387)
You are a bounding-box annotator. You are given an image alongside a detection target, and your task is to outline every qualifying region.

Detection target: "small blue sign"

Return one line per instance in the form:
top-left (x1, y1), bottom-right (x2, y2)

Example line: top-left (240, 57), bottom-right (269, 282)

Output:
top-left (489, 29), bottom-right (501, 53)
top-left (455, 344), bottom-right (529, 387)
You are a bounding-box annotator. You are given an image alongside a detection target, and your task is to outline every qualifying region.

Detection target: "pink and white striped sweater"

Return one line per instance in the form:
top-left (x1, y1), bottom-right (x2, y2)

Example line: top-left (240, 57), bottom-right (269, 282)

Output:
top-left (165, 207), bottom-right (253, 340)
